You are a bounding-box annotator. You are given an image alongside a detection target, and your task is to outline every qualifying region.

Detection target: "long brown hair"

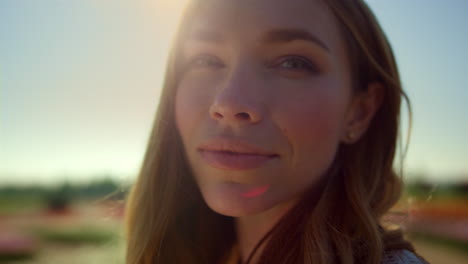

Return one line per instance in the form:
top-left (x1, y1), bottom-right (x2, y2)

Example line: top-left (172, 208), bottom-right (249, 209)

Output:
top-left (125, 0), bottom-right (415, 263)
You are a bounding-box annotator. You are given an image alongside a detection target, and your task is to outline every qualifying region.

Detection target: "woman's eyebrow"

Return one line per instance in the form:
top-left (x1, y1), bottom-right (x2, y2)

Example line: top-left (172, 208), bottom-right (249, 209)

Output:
top-left (186, 28), bottom-right (330, 53)
top-left (262, 28), bottom-right (330, 53)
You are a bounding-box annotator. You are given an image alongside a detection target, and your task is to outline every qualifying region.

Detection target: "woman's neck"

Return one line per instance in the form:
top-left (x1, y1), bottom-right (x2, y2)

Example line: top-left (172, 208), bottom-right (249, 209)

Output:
top-left (234, 199), bottom-right (298, 264)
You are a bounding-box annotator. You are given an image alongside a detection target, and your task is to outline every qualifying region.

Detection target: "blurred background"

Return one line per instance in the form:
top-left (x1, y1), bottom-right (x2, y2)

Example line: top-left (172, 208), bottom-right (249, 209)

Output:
top-left (0, 0), bottom-right (467, 263)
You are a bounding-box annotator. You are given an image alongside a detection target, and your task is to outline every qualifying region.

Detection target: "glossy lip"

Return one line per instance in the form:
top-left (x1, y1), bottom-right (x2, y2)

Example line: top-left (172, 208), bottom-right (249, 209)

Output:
top-left (197, 138), bottom-right (279, 170)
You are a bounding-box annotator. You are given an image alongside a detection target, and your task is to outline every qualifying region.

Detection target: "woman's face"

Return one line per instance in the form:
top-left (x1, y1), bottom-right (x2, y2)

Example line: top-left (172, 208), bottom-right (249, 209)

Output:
top-left (175, 0), bottom-right (356, 217)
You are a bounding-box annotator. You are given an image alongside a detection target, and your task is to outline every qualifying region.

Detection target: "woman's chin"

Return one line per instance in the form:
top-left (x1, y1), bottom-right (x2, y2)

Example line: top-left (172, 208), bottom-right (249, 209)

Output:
top-left (200, 183), bottom-right (278, 217)
top-left (205, 199), bottom-right (270, 217)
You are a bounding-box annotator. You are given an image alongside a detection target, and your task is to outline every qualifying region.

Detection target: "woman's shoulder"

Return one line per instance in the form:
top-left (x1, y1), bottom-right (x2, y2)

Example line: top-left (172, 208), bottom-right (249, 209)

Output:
top-left (381, 249), bottom-right (429, 264)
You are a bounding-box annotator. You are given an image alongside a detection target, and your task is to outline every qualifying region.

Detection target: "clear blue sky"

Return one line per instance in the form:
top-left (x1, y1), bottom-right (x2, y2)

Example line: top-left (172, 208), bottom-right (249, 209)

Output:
top-left (1, 0), bottom-right (467, 185)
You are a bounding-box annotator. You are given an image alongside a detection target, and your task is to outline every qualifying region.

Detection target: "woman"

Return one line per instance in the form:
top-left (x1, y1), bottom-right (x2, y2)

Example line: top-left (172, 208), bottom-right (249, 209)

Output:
top-left (125, 0), bottom-right (428, 263)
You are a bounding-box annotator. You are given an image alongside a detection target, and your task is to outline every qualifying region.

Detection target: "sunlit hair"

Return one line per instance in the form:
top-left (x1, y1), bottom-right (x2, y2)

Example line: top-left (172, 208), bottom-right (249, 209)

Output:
top-left (125, 0), bottom-right (416, 263)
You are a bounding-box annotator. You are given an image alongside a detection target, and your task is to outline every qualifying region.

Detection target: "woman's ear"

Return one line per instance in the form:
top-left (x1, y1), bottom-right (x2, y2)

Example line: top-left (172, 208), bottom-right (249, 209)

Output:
top-left (341, 82), bottom-right (384, 144)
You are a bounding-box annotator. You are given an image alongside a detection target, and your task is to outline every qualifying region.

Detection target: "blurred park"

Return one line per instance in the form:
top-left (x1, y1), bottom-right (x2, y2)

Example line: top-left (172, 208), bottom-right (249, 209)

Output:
top-left (0, 178), bottom-right (126, 263)
top-left (0, 177), bottom-right (467, 264)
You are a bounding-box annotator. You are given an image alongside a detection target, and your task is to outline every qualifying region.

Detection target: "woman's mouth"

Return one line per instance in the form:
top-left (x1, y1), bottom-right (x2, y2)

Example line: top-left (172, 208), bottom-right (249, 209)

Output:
top-left (199, 150), bottom-right (278, 170)
top-left (198, 138), bottom-right (279, 170)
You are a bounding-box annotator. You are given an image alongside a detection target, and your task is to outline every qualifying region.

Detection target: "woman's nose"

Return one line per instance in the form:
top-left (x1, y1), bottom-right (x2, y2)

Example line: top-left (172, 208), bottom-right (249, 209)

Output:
top-left (209, 66), bottom-right (264, 125)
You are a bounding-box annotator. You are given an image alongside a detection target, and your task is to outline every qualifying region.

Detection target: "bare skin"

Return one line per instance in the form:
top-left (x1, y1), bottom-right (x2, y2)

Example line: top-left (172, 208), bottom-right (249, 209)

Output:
top-left (236, 197), bottom-right (298, 262)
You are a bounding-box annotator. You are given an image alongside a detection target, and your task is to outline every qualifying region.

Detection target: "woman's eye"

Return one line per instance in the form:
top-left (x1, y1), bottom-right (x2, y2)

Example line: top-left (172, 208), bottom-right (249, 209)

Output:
top-left (188, 54), bottom-right (224, 69)
top-left (277, 56), bottom-right (319, 73)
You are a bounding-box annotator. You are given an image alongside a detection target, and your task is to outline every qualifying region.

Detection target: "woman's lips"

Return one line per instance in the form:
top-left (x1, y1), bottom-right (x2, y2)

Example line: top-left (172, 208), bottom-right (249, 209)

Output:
top-left (198, 138), bottom-right (278, 170)
top-left (199, 150), bottom-right (278, 170)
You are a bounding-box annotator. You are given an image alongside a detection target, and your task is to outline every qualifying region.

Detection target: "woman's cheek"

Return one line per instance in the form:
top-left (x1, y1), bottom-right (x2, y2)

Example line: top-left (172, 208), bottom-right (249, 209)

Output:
top-left (175, 85), bottom-right (192, 136)
top-left (275, 90), bottom-right (344, 172)
top-left (278, 77), bottom-right (348, 146)
top-left (175, 79), bottom-right (210, 136)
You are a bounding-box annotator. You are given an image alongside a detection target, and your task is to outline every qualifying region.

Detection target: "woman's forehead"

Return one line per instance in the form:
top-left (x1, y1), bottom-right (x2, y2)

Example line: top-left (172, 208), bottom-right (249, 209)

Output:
top-left (187, 0), bottom-right (342, 51)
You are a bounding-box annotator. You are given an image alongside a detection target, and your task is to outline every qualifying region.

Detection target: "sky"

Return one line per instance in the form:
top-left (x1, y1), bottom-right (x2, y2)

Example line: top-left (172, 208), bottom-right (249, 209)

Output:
top-left (1, 0), bottom-right (467, 185)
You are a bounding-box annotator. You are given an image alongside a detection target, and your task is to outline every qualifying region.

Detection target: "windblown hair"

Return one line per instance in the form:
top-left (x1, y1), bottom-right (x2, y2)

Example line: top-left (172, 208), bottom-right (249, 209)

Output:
top-left (125, 0), bottom-right (415, 263)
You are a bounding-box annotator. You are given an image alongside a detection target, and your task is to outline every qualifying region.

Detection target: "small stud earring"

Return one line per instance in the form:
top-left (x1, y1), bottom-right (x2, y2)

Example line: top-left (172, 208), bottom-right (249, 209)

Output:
top-left (347, 131), bottom-right (355, 141)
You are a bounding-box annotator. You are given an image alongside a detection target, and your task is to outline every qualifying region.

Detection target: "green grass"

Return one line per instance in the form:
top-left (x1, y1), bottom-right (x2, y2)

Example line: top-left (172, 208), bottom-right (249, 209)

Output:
top-left (409, 231), bottom-right (468, 255)
top-left (0, 196), bottom-right (44, 214)
top-left (33, 226), bottom-right (117, 245)
top-left (14, 238), bottom-right (126, 264)
top-left (0, 252), bottom-right (36, 262)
